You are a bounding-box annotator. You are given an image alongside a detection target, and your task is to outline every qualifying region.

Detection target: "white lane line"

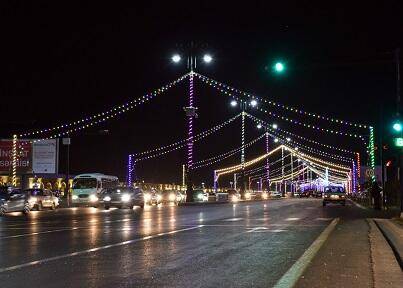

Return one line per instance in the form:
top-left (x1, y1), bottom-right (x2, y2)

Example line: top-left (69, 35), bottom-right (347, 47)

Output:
top-left (222, 218), bottom-right (243, 222)
top-left (315, 218), bottom-right (333, 221)
top-left (273, 218), bottom-right (339, 288)
top-left (0, 228), bottom-right (80, 239)
top-left (285, 217), bottom-right (300, 221)
top-left (0, 225), bottom-right (203, 273)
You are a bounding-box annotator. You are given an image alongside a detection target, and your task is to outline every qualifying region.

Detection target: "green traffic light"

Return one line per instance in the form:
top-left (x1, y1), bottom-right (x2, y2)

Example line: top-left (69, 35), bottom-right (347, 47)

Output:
top-left (392, 122), bottom-right (402, 132)
top-left (274, 62), bottom-right (285, 73)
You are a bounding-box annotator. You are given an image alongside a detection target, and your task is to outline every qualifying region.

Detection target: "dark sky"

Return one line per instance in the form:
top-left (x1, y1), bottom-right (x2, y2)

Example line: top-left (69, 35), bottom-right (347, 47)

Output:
top-left (1, 1), bottom-right (402, 186)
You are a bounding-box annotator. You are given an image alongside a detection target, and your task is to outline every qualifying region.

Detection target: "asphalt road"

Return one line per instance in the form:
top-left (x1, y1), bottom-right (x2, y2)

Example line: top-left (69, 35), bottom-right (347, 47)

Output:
top-left (0, 198), bottom-right (377, 288)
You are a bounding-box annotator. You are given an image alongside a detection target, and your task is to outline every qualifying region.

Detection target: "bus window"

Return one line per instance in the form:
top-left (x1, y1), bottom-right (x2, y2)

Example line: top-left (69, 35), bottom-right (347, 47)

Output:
top-left (73, 178), bottom-right (97, 189)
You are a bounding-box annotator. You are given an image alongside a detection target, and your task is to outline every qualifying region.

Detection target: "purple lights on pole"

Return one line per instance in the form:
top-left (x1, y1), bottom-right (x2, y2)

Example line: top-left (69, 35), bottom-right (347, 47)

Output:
top-left (187, 73), bottom-right (194, 170)
top-left (266, 132), bottom-right (270, 191)
top-left (127, 155), bottom-right (132, 187)
top-left (127, 155), bottom-right (136, 187)
top-left (352, 160), bottom-right (356, 193)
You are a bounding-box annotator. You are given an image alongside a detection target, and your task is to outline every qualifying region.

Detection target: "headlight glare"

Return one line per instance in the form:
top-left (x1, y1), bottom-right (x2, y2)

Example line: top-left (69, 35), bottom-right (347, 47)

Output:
top-left (89, 195), bottom-right (98, 202)
top-left (103, 196), bottom-right (111, 202)
top-left (121, 194), bottom-right (131, 202)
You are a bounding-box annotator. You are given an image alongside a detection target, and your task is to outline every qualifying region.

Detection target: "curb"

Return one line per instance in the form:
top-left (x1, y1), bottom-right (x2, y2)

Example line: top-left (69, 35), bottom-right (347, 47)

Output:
top-left (374, 219), bottom-right (403, 269)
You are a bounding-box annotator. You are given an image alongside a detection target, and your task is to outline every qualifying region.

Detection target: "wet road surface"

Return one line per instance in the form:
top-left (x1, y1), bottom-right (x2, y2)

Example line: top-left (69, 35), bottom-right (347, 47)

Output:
top-left (0, 198), bottom-right (372, 288)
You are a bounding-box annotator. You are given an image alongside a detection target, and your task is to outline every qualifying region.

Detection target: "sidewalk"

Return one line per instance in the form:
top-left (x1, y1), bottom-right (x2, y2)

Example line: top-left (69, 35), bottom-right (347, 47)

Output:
top-left (374, 218), bottom-right (403, 269)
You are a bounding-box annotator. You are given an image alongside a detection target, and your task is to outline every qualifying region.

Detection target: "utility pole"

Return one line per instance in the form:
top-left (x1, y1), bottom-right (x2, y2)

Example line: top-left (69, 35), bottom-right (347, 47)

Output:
top-left (281, 146), bottom-right (285, 196)
top-left (266, 131), bottom-right (270, 192)
top-left (240, 106), bottom-right (246, 198)
top-left (395, 48), bottom-right (403, 218)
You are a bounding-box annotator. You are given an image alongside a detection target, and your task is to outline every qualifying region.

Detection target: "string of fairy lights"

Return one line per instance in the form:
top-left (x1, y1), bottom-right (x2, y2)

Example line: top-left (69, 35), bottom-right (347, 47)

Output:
top-left (194, 73), bottom-right (368, 142)
top-left (19, 73), bottom-right (191, 138)
top-left (192, 133), bottom-right (266, 169)
top-left (132, 113), bottom-right (242, 161)
top-left (193, 72), bottom-right (369, 129)
top-left (130, 113), bottom-right (242, 158)
top-left (245, 113), bottom-right (354, 163)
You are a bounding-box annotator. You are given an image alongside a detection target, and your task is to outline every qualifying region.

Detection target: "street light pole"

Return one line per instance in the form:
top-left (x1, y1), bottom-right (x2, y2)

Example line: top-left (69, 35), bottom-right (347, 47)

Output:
top-left (266, 131), bottom-right (270, 192)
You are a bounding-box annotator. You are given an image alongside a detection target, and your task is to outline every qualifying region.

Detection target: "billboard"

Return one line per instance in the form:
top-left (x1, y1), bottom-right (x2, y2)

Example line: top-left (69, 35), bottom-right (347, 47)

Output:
top-left (0, 139), bottom-right (58, 174)
top-left (0, 140), bottom-right (32, 173)
top-left (32, 139), bottom-right (58, 173)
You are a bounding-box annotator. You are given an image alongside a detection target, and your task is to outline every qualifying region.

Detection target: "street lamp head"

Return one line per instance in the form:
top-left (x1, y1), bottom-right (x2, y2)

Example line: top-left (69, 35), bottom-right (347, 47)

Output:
top-left (257, 123), bottom-right (262, 129)
top-left (171, 54), bottom-right (181, 63)
top-left (230, 100), bottom-right (237, 107)
top-left (272, 123), bottom-right (278, 129)
top-left (286, 137), bottom-right (291, 142)
top-left (250, 99), bottom-right (258, 107)
top-left (274, 138), bottom-right (279, 143)
top-left (203, 54), bottom-right (213, 63)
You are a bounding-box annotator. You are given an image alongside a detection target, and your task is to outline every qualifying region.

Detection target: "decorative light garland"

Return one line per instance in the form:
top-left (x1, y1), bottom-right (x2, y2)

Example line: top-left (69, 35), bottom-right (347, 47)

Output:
top-left (20, 73), bottom-right (190, 138)
top-left (193, 72), bottom-right (369, 129)
top-left (131, 113), bottom-right (242, 157)
top-left (12, 135), bottom-right (17, 187)
top-left (216, 145), bottom-right (284, 177)
top-left (192, 133), bottom-right (266, 169)
top-left (195, 74), bottom-right (368, 141)
top-left (245, 113), bottom-right (354, 163)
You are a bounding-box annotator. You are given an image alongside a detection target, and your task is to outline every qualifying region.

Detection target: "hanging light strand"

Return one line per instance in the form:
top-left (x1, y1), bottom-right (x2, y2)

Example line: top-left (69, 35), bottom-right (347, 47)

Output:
top-left (193, 72), bottom-right (369, 129)
top-left (19, 73), bottom-right (190, 138)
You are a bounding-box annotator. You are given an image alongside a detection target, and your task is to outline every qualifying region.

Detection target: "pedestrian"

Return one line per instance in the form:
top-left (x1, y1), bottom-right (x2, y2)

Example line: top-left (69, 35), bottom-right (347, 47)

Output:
top-left (371, 182), bottom-right (382, 210)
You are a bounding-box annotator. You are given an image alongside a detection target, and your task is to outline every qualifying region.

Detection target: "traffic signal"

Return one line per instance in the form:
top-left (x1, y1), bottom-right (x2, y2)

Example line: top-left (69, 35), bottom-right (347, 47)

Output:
top-left (273, 61), bottom-right (285, 73)
top-left (392, 120), bottom-right (402, 132)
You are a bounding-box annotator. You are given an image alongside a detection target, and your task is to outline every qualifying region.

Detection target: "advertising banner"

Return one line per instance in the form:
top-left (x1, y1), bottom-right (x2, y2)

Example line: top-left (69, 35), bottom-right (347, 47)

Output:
top-left (32, 139), bottom-right (58, 174)
top-left (0, 139), bottom-right (58, 174)
top-left (0, 140), bottom-right (32, 173)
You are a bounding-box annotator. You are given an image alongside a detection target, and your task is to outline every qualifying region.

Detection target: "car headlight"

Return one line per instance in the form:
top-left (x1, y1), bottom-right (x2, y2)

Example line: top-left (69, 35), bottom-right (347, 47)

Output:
top-left (169, 193), bottom-right (176, 201)
top-left (121, 194), bottom-right (131, 202)
top-left (72, 195), bottom-right (78, 200)
top-left (245, 192), bottom-right (251, 199)
top-left (156, 194), bottom-right (162, 201)
top-left (89, 195), bottom-right (99, 202)
top-left (28, 197), bottom-right (37, 203)
top-left (262, 193), bottom-right (268, 200)
top-left (231, 195), bottom-right (239, 202)
top-left (144, 194), bottom-right (151, 201)
top-left (103, 196), bottom-right (111, 202)
top-left (197, 193), bottom-right (204, 200)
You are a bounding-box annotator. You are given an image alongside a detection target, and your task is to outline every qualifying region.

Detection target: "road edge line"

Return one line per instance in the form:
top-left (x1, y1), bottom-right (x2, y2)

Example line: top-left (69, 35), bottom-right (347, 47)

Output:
top-left (273, 218), bottom-right (340, 288)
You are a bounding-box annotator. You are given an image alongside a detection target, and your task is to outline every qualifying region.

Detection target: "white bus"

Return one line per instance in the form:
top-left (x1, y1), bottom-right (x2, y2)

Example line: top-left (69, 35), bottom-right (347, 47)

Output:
top-left (71, 173), bottom-right (119, 206)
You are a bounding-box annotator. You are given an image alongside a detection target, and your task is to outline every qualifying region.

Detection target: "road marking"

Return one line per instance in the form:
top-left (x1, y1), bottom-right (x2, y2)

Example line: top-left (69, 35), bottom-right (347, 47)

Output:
top-left (222, 218), bottom-right (243, 221)
top-left (273, 218), bottom-right (339, 288)
top-left (0, 225), bottom-right (203, 273)
top-left (246, 227), bottom-right (287, 233)
top-left (350, 200), bottom-right (368, 210)
top-left (285, 217), bottom-right (300, 221)
top-left (0, 228), bottom-right (80, 239)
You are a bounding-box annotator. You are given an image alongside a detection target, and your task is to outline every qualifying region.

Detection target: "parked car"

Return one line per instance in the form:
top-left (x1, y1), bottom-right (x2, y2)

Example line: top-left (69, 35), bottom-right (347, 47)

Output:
top-left (323, 186), bottom-right (346, 206)
top-left (100, 187), bottom-right (144, 209)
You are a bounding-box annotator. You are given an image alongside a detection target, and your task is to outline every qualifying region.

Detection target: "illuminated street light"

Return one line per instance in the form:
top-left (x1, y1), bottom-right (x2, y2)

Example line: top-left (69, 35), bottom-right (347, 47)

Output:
top-left (257, 123), bottom-right (262, 129)
top-left (171, 54), bottom-right (181, 63)
top-left (272, 123), bottom-right (278, 129)
top-left (250, 99), bottom-right (258, 107)
top-left (230, 100), bottom-right (237, 107)
top-left (203, 54), bottom-right (213, 63)
top-left (274, 138), bottom-right (279, 143)
top-left (286, 137), bottom-right (291, 142)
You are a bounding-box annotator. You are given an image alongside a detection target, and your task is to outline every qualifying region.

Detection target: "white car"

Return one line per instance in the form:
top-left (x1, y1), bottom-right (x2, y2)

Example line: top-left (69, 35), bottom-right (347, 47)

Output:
top-left (270, 191), bottom-right (282, 198)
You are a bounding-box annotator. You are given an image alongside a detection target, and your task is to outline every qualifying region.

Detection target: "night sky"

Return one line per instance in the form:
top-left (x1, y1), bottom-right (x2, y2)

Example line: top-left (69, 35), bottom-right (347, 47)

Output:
top-left (1, 1), bottom-right (402, 186)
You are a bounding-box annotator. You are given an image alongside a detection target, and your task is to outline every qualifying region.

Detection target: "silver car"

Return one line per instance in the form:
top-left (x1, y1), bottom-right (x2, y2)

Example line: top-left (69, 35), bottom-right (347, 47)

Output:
top-left (24, 188), bottom-right (59, 211)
